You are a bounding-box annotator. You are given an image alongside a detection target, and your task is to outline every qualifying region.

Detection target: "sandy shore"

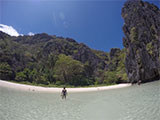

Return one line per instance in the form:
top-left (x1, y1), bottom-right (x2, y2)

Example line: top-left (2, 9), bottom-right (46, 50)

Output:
top-left (0, 80), bottom-right (131, 93)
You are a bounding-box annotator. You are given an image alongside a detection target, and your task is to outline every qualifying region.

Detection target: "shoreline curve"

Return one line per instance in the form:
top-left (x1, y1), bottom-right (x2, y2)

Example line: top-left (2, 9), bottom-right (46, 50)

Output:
top-left (0, 80), bottom-right (131, 93)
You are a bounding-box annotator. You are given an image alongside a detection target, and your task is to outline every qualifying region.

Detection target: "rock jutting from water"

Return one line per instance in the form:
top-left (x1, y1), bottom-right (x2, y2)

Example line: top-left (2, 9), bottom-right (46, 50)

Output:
top-left (122, 0), bottom-right (160, 83)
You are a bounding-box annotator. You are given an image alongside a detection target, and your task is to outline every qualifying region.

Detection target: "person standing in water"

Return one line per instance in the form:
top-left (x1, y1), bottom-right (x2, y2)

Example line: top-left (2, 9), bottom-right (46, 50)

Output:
top-left (61, 87), bottom-right (67, 99)
top-left (138, 80), bottom-right (142, 85)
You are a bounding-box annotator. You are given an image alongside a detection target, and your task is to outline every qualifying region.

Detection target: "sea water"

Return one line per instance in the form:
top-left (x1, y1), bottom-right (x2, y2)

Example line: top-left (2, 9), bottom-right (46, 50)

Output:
top-left (0, 81), bottom-right (159, 120)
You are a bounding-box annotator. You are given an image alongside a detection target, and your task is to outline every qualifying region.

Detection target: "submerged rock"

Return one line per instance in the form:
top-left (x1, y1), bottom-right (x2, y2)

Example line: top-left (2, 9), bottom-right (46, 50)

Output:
top-left (122, 0), bottom-right (160, 83)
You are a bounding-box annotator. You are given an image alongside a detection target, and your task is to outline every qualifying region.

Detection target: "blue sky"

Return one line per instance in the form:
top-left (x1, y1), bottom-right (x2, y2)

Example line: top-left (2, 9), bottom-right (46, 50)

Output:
top-left (0, 0), bottom-right (159, 52)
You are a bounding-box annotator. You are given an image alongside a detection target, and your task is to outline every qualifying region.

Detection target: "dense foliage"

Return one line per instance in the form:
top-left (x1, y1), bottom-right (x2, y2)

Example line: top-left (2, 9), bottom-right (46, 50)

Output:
top-left (0, 31), bottom-right (128, 86)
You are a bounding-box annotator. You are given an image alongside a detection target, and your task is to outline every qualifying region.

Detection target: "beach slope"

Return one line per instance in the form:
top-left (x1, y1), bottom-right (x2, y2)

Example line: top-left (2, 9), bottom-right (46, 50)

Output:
top-left (0, 80), bottom-right (131, 93)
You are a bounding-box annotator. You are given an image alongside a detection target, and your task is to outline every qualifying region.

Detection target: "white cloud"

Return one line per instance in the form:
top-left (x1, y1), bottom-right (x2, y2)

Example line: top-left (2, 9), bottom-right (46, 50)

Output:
top-left (0, 24), bottom-right (19, 37)
top-left (28, 32), bottom-right (34, 36)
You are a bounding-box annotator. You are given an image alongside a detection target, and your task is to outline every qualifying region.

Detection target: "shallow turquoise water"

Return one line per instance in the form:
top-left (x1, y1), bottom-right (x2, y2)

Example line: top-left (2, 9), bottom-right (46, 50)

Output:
top-left (0, 81), bottom-right (159, 120)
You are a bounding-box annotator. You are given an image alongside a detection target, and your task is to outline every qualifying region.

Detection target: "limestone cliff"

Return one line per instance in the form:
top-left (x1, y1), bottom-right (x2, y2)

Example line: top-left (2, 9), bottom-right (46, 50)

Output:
top-left (122, 0), bottom-right (160, 83)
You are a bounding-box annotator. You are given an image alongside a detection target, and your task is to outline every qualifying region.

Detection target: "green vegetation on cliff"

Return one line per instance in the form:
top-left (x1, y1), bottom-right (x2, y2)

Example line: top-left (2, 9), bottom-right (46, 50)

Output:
top-left (1, 0), bottom-right (159, 86)
top-left (122, 0), bottom-right (160, 83)
top-left (0, 31), bottom-right (128, 86)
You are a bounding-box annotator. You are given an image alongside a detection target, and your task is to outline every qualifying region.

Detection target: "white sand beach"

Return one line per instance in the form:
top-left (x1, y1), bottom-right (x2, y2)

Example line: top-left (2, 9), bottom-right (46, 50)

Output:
top-left (0, 80), bottom-right (131, 93)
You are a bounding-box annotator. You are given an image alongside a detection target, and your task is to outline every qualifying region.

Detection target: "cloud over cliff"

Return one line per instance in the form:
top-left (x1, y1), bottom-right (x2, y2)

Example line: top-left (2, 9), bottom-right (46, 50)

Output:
top-left (0, 24), bottom-right (19, 37)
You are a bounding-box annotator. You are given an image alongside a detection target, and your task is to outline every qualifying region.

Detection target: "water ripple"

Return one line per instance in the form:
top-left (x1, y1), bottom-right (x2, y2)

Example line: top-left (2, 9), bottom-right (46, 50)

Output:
top-left (0, 81), bottom-right (159, 120)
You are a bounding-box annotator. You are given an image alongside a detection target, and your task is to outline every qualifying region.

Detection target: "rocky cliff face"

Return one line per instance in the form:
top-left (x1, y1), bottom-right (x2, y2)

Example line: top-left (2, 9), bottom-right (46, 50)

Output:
top-left (14, 33), bottom-right (107, 71)
top-left (108, 48), bottom-right (121, 71)
top-left (0, 30), bottom-right (128, 85)
top-left (122, 0), bottom-right (160, 83)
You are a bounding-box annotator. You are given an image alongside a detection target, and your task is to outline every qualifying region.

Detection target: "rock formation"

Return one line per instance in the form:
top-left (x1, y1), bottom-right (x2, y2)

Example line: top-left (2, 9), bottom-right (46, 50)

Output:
top-left (122, 0), bottom-right (160, 83)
